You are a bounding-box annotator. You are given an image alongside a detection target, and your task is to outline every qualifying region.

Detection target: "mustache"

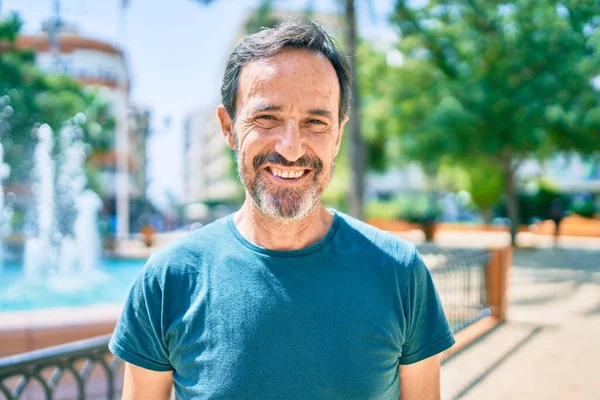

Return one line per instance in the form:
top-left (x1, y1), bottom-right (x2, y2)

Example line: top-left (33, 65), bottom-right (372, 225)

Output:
top-left (253, 152), bottom-right (323, 171)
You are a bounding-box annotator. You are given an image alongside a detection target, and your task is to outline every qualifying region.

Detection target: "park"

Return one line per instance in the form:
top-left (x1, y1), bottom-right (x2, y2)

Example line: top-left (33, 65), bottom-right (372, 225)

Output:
top-left (0, 0), bottom-right (599, 399)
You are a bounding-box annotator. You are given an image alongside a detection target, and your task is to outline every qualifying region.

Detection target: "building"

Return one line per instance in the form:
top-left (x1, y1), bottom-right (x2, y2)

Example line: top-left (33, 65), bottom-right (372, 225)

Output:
top-left (16, 21), bottom-right (148, 237)
top-left (126, 106), bottom-right (151, 205)
top-left (183, 107), bottom-right (208, 207)
top-left (183, 107), bottom-right (241, 221)
top-left (519, 155), bottom-right (600, 194)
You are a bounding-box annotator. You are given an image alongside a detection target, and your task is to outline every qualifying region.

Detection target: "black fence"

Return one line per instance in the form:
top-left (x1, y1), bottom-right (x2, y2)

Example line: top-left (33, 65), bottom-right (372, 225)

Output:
top-left (418, 244), bottom-right (491, 333)
top-left (0, 335), bottom-right (122, 400)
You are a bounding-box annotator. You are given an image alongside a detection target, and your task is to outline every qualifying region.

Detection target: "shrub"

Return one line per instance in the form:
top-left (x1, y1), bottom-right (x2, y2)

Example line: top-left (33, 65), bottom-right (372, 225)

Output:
top-left (571, 201), bottom-right (597, 219)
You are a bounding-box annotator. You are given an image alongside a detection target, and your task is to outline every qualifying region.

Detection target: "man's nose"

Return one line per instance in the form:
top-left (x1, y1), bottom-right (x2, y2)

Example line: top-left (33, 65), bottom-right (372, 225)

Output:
top-left (274, 120), bottom-right (305, 163)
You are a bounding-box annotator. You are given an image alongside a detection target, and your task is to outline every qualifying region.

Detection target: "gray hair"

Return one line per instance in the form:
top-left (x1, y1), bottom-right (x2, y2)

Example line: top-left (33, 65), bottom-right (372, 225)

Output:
top-left (220, 18), bottom-right (352, 123)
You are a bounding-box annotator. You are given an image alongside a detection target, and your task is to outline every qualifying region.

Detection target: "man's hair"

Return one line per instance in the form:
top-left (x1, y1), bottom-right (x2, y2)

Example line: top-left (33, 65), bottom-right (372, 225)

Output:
top-left (221, 18), bottom-right (352, 123)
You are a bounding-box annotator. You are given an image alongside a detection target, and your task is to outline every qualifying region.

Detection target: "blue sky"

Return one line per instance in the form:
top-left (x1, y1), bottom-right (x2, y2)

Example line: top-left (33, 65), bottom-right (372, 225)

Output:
top-left (2, 0), bottom-right (394, 210)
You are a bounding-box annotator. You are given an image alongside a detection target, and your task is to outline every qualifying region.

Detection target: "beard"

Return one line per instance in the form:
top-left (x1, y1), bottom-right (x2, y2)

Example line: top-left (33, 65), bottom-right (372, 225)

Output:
top-left (235, 146), bottom-right (333, 220)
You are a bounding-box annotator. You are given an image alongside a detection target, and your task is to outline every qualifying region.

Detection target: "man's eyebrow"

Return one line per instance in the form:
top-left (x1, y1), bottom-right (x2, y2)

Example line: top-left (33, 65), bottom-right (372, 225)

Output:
top-left (250, 104), bottom-right (282, 114)
top-left (308, 109), bottom-right (334, 120)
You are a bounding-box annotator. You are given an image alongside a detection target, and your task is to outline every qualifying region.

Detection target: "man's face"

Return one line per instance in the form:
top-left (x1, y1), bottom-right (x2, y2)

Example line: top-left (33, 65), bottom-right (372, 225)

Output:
top-left (219, 49), bottom-right (347, 219)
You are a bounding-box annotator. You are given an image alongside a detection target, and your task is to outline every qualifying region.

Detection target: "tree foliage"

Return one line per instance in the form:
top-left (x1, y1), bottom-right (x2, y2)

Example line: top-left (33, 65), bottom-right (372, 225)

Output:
top-left (245, 0), bottom-right (281, 34)
top-left (0, 14), bottom-right (114, 187)
top-left (361, 0), bottom-right (600, 243)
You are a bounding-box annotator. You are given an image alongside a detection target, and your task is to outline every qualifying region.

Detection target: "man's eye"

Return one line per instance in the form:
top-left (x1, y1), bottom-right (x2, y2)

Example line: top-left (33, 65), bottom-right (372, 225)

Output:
top-left (258, 115), bottom-right (275, 120)
top-left (309, 119), bottom-right (325, 125)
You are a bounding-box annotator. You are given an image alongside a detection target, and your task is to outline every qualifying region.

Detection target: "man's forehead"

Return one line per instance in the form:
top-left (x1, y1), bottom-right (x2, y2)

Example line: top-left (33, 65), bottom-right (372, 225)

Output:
top-left (244, 94), bottom-right (335, 109)
top-left (237, 50), bottom-right (340, 113)
top-left (240, 54), bottom-right (337, 88)
top-left (243, 49), bottom-right (332, 75)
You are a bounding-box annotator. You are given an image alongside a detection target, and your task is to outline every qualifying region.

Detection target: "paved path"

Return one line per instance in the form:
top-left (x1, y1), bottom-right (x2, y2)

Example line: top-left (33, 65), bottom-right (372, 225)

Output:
top-left (441, 246), bottom-right (600, 400)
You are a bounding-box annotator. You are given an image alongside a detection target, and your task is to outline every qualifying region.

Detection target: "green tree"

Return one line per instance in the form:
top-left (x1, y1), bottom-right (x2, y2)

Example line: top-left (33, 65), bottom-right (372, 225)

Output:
top-left (437, 160), bottom-right (504, 222)
top-left (357, 39), bottom-right (402, 172)
top-left (368, 0), bottom-right (600, 244)
top-left (343, 0), bottom-right (366, 220)
top-left (0, 14), bottom-right (114, 190)
top-left (245, 0), bottom-right (281, 34)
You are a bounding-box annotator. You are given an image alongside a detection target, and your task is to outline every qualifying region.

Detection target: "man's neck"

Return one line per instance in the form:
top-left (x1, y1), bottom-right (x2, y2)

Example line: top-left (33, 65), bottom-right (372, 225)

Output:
top-left (233, 199), bottom-right (335, 251)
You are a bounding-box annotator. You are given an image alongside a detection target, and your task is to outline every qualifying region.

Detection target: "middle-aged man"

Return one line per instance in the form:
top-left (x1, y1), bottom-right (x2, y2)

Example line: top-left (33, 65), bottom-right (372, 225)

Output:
top-left (109, 18), bottom-right (455, 400)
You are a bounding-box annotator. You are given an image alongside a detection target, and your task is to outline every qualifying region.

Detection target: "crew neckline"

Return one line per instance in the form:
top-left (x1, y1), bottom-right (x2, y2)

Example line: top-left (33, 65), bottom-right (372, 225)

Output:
top-left (227, 210), bottom-right (341, 258)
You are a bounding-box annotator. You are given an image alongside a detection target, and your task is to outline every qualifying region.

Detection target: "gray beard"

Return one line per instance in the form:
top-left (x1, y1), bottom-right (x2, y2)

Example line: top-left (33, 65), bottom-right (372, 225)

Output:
top-left (235, 151), bottom-right (333, 220)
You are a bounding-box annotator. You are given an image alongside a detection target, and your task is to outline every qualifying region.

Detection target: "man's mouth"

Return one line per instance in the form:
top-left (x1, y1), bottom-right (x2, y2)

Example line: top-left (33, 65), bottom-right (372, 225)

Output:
top-left (265, 166), bottom-right (311, 182)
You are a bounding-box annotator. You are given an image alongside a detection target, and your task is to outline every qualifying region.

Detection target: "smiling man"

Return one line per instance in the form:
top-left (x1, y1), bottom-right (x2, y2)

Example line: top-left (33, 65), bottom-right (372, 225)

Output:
top-left (109, 19), bottom-right (454, 400)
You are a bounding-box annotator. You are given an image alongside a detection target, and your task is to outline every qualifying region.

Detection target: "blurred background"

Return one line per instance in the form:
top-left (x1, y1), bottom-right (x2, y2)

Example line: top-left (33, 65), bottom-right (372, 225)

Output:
top-left (0, 0), bottom-right (599, 399)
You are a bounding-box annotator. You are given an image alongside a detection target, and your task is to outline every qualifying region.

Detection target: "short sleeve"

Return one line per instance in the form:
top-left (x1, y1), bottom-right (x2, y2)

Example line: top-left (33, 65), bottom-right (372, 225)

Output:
top-left (109, 257), bottom-right (173, 371)
top-left (398, 251), bottom-right (455, 365)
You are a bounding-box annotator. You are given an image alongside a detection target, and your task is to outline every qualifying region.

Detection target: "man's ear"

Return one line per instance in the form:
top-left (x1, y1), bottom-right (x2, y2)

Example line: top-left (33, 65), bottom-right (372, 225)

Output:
top-left (334, 115), bottom-right (349, 157)
top-left (217, 105), bottom-right (236, 150)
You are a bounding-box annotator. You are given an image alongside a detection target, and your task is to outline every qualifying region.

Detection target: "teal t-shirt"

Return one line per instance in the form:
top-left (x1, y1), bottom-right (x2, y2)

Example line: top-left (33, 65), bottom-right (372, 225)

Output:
top-left (109, 211), bottom-right (454, 399)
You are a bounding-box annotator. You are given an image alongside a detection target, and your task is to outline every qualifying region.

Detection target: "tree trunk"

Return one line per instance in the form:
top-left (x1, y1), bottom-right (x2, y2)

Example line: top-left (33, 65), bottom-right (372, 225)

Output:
top-left (503, 159), bottom-right (519, 246)
top-left (482, 208), bottom-right (493, 224)
top-left (344, 0), bottom-right (365, 220)
top-left (424, 166), bottom-right (438, 242)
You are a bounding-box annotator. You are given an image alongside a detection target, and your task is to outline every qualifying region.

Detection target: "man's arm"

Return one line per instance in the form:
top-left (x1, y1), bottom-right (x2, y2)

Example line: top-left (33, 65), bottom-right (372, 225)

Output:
top-left (398, 354), bottom-right (441, 400)
top-left (122, 362), bottom-right (174, 400)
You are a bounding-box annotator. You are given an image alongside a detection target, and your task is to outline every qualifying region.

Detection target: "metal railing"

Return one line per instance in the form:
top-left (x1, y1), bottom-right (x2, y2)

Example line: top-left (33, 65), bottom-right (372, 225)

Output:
top-left (0, 335), bottom-right (122, 400)
top-left (418, 244), bottom-right (491, 333)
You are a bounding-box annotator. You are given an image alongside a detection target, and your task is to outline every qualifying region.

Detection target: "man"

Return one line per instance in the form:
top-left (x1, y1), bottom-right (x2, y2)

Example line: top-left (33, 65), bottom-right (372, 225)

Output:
top-left (109, 19), bottom-right (454, 400)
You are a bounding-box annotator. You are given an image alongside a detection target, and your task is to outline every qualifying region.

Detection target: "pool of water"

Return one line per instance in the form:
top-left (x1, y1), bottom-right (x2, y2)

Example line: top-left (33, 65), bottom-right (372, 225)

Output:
top-left (0, 258), bottom-right (147, 312)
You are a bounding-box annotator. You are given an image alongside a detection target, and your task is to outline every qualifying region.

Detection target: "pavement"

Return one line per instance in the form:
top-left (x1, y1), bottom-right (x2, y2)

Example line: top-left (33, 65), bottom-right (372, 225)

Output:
top-left (441, 245), bottom-right (600, 400)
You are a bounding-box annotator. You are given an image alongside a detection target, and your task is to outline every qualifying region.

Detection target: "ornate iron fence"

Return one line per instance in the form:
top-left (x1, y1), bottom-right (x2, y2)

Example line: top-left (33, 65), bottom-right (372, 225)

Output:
top-left (418, 244), bottom-right (492, 333)
top-left (0, 335), bottom-right (122, 399)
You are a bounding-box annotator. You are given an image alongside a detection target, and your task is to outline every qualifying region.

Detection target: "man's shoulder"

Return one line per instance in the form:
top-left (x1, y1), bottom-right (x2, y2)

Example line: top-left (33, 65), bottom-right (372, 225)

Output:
top-left (143, 215), bottom-right (231, 276)
top-left (334, 210), bottom-right (417, 268)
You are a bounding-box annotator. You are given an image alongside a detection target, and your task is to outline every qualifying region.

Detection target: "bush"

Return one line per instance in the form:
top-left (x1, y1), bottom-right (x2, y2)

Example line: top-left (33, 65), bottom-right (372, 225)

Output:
top-left (365, 193), bottom-right (441, 222)
top-left (571, 201), bottom-right (597, 219)
top-left (365, 199), bottom-right (402, 220)
top-left (494, 181), bottom-right (568, 224)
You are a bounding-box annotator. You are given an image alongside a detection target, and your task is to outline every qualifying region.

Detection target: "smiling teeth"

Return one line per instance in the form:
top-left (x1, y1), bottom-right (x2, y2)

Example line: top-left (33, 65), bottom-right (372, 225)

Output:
top-left (271, 168), bottom-right (305, 179)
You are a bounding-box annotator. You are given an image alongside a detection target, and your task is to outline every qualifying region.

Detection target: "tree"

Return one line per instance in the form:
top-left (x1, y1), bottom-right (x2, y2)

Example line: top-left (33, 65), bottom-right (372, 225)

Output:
top-left (367, 0), bottom-right (600, 244)
top-left (437, 160), bottom-right (504, 222)
top-left (0, 14), bottom-right (114, 191)
top-left (343, 0), bottom-right (366, 220)
top-left (245, 0), bottom-right (280, 34)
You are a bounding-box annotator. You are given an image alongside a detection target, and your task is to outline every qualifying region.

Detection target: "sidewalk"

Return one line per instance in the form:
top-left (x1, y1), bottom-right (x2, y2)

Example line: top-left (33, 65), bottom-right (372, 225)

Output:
top-left (441, 246), bottom-right (600, 400)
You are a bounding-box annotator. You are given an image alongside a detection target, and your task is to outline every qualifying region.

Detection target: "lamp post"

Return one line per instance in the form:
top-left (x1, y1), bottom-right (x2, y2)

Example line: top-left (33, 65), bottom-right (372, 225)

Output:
top-left (115, 0), bottom-right (131, 243)
top-left (47, 0), bottom-right (64, 73)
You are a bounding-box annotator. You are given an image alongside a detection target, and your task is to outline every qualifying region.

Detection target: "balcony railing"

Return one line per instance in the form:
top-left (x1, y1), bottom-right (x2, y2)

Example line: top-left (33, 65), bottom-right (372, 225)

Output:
top-left (0, 335), bottom-right (122, 399)
top-left (418, 244), bottom-right (491, 333)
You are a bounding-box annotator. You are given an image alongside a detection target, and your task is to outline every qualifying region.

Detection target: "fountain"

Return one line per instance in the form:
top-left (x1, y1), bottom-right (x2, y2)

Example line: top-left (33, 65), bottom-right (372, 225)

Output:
top-left (55, 118), bottom-right (102, 275)
top-left (0, 143), bottom-right (11, 268)
top-left (23, 122), bottom-right (105, 291)
top-left (1, 117), bottom-right (144, 313)
top-left (24, 124), bottom-right (57, 278)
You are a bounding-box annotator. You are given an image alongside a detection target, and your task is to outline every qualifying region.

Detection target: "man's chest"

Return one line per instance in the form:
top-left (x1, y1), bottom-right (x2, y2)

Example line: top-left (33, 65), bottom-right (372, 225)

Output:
top-left (164, 266), bottom-right (406, 399)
